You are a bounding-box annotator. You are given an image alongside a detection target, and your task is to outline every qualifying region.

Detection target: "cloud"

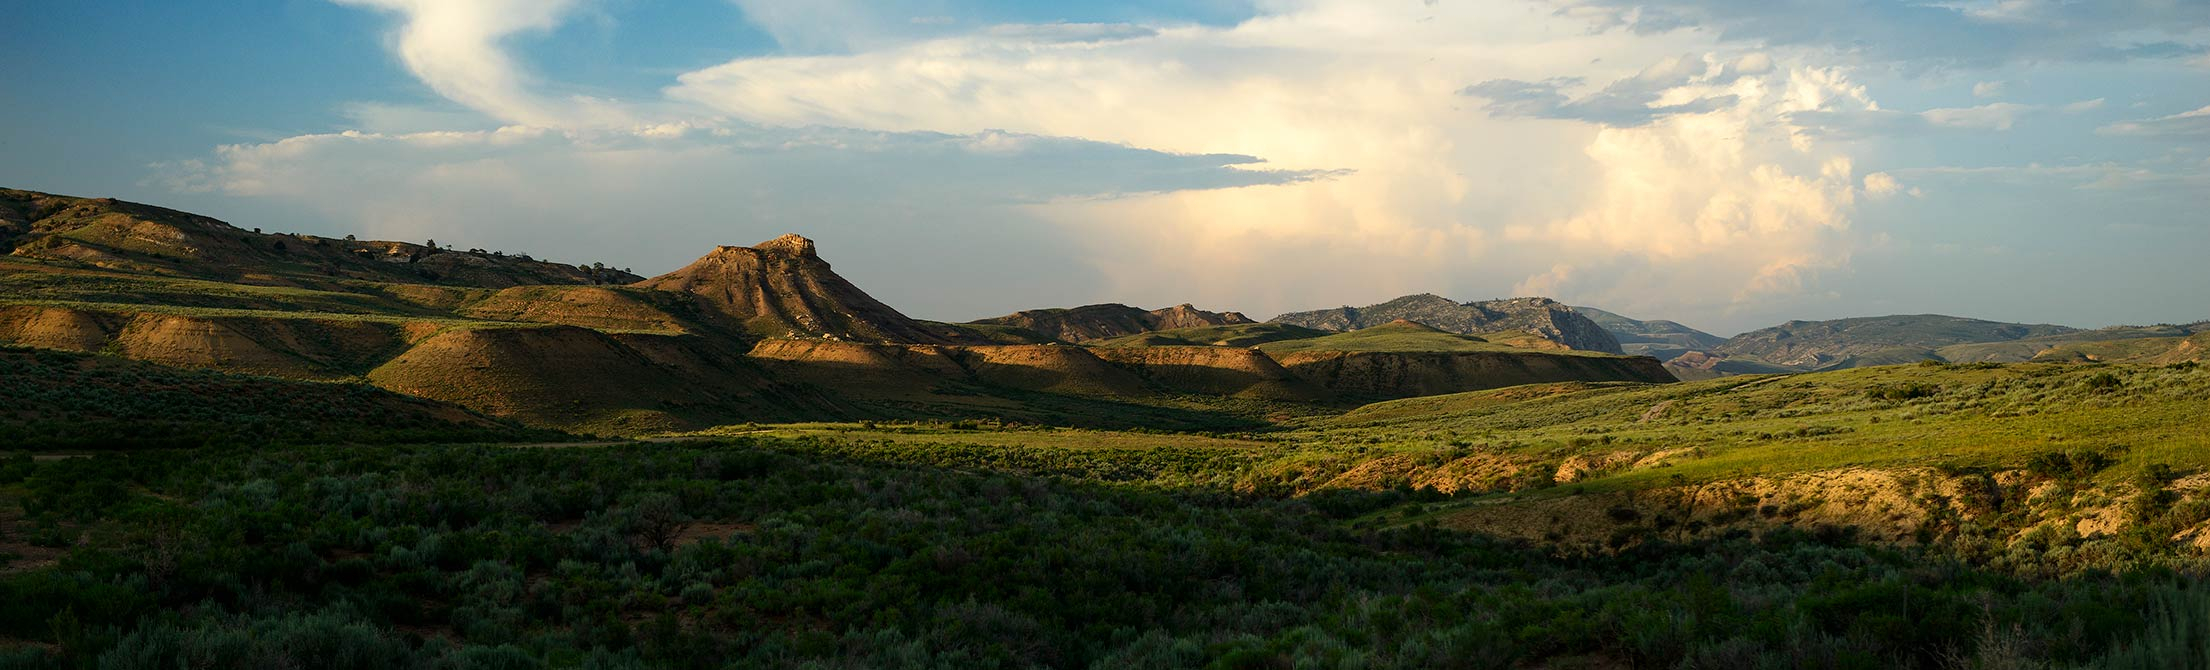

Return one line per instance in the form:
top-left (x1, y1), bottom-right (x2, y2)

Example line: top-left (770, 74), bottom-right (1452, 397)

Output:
top-left (2062, 98), bottom-right (2106, 113)
top-left (160, 123), bottom-right (1334, 316)
top-left (1972, 81), bottom-right (2006, 98)
top-left (187, 0), bottom-right (2175, 330)
top-left (1862, 171), bottom-right (1910, 199)
top-left (1552, 0), bottom-right (2210, 67)
top-left (2099, 105), bottom-right (2210, 139)
top-left (662, 3), bottom-right (1888, 324)
top-left (1922, 102), bottom-right (2037, 130)
top-left (1461, 53), bottom-right (1753, 126)
top-left (334, 0), bottom-right (635, 127)
top-left (1791, 102), bottom-right (2040, 137)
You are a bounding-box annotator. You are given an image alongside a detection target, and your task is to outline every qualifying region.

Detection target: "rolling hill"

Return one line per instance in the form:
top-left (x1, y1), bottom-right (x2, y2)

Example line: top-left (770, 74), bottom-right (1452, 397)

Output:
top-left (1, 188), bottom-right (633, 288)
top-left (1714, 314), bottom-right (2076, 369)
top-left (968, 302), bottom-right (1253, 343)
top-left (1271, 294), bottom-right (1623, 353)
top-left (1572, 305), bottom-right (1724, 360)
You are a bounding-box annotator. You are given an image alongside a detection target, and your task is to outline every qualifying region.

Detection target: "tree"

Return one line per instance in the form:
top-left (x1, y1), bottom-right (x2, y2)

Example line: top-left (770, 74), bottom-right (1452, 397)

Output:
top-left (630, 493), bottom-right (688, 552)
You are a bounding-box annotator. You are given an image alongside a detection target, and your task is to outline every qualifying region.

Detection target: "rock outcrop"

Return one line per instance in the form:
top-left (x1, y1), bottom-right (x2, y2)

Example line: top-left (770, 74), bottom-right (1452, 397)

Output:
top-left (635, 235), bottom-right (967, 344)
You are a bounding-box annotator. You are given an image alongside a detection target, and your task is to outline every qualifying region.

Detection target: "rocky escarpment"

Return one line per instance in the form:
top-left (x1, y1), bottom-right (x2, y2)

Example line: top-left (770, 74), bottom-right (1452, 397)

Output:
top-left (1272, 294), bottom-right (1623, 353)
top-left (635, 235), bottom-right (969, 344)
top-left (970, 303), bottom-right (1254, 344)
top-left (1271, 349), bottom-right (1675, 400)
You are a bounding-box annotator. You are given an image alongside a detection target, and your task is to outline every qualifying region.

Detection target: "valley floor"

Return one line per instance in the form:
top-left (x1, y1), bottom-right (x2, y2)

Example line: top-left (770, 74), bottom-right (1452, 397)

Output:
top-left (4, 360), bottom-right (2210, 668)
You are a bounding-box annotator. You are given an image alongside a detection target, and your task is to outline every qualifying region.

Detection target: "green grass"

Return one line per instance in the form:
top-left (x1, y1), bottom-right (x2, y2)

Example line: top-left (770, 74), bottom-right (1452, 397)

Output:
top-left (1293, 361), bottom-right (2210, 493)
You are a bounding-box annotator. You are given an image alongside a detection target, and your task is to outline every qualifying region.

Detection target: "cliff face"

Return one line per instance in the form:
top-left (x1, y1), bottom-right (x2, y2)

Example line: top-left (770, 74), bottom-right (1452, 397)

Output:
top-left (969, 303), bottom-right (1253, 343)
top-left (1271, 349), bottom-right (1675, 400)
top-left (1272, 294), bottom-right (1623, 353)
top-left (634, 235), bottom-right (966, 344)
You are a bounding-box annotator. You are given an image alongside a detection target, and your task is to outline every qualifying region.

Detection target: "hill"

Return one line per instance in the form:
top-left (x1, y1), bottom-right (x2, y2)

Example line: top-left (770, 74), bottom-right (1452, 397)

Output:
top-left (1936, 322), bottom-right (2207, 363)
top-left (1572, 306), bottom-right (1724, 360)
top-left (1, 188), bottom-right (633, 288)
top-left (1661, 350), bottom-right (1801, 380)
top-left (1090, 322), bottom-right (1328, 348)
top-left (1271, 294), bottom-right (1623, 353)
top-left (633, 235), bottom-right (970, 344)
top-left (0, 344), bottom-right (561, 447)
top-left (968, 303), bottom-right (1253, 343)
top-left (1255, 320), bottom-right (1577, 354)
top-left (2031, 330), bottom-right (2210, 365)
top-left (1715, 314), bottom-right (2076, 369)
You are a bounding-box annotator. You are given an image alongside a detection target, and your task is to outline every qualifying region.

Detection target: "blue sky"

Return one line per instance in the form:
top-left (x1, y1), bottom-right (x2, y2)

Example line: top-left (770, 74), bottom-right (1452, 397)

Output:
top-left (3, 0), bottom-right (2206, 334)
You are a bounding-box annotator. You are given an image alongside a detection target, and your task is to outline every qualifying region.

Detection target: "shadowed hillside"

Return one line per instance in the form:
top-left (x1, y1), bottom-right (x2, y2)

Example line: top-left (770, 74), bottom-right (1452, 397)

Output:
top-left (0, 345), bottom-right (562, 447)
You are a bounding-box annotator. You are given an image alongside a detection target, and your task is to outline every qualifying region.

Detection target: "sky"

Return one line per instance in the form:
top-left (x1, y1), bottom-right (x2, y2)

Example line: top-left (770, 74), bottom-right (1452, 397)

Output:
top-left (2, 0), bottom-right (2206, 335)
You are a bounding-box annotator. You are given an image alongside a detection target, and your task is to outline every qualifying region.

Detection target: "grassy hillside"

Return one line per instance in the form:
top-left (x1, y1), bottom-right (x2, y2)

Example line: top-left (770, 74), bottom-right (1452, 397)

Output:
top-left (1935, 323), bottom-right (2203, 363)
top-left (0, 345), bottom-right (563, 448)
